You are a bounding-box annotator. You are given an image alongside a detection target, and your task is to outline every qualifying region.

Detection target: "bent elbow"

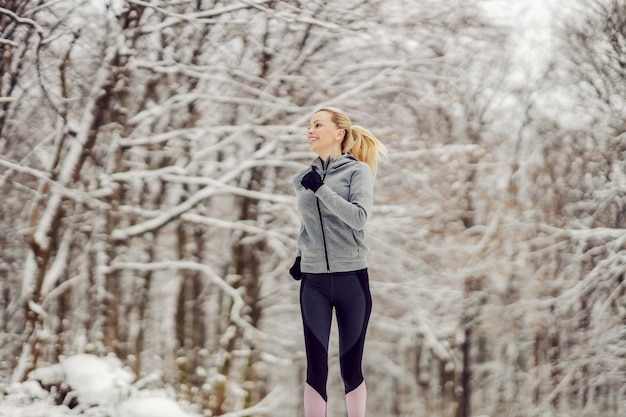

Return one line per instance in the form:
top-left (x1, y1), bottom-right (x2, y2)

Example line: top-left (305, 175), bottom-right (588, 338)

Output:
top-left (350, 213), bottom-right (368, 231)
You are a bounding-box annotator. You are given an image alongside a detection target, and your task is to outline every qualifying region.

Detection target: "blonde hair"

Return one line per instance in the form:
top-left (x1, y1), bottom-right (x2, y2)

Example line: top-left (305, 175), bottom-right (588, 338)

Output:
top-left (316, 107), bottom-right (388, 177)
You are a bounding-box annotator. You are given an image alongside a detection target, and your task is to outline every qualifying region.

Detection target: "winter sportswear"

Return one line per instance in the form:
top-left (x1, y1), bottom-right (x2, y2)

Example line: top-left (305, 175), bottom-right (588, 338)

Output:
top-left (300, 269), bottom-right (372, 402)
top-left (293, 154), bottom-right (373, 274)
top-left (301, 166), bottom-right (324, 192)
top-left (289, 256), bottom-right (303, 280)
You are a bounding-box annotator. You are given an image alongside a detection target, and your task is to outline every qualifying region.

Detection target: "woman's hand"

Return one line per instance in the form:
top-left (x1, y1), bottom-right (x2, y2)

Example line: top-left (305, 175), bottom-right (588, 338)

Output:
top-left (289, 256), bottom-right (302, 280)
top-left (301, 167), bottom-right (323, 192)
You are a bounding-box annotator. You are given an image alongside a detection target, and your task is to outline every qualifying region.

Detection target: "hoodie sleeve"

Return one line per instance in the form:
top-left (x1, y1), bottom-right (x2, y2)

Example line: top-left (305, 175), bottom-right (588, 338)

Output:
top-left (296, 224), bottom-right (303, 257)
top-left (314, 163), bottom-right (373, 230)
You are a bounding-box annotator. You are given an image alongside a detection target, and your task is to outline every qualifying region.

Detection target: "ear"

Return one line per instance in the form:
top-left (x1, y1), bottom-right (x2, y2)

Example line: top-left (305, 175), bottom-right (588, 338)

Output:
top-left (335, 128), bottom-right (345, 141)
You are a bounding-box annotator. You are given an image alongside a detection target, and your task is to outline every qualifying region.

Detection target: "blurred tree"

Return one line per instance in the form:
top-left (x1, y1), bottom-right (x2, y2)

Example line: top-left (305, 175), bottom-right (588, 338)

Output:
top-left (1, 1), bottom-right (625, 417)
top-left (469, 1), bottom-right (626, 416)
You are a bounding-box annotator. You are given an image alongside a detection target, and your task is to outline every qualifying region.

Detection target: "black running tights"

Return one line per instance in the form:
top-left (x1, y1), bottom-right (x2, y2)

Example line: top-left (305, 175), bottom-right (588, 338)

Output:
top-left (299, 269), bottom-right (372, 401)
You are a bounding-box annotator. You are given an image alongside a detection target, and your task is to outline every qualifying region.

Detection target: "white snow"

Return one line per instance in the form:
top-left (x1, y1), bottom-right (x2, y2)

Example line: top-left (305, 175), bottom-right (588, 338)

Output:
top-left (116, 397), bottom-right (192, 417)
top-left (61, 354), bottom-right (133, 406)
top-left (1, 354), bottom-right (195, 417)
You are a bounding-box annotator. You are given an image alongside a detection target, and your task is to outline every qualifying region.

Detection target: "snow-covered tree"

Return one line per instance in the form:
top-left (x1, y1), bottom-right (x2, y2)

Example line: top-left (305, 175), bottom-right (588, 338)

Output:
top-left (1, 1), bottom-right (624, 417)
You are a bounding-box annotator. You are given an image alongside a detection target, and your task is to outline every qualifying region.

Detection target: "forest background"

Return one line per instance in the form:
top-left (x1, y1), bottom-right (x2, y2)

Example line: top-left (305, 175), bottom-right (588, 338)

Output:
top-left (1, 0), bottom-right (625, 416)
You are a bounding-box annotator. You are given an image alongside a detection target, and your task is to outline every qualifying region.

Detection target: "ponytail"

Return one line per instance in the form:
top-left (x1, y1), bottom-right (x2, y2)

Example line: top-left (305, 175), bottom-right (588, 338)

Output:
top-left (345, 125), bottom-right (388, 178)
top-left (315, 106), bottom-right (388, 177)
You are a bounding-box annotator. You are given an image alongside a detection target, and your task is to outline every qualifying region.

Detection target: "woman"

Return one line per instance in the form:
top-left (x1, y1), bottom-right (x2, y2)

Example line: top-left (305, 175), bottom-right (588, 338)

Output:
top-left (290, 107), bottom-right (387, 417)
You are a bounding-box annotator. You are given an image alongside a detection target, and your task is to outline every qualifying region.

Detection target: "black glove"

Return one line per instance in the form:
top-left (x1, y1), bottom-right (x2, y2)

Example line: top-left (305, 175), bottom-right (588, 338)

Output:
top-left (301, 167), bottom-right (323, 192)
top-left (289, 256), bottom-right (302, 280)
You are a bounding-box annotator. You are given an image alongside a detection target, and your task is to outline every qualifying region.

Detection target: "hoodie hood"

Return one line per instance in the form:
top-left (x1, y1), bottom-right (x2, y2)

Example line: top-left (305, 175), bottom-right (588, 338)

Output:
top-left (311, 153), bottom-right (359, 171)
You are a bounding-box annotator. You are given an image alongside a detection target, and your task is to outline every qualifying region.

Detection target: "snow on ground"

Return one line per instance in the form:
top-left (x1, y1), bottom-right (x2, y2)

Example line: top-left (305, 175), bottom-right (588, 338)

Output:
top-left (117, 397), bottom-right (192, 417)
top-left (0, 354), bottom-right (197, 417)
top-left (61, 354), bottom-right (134, 406)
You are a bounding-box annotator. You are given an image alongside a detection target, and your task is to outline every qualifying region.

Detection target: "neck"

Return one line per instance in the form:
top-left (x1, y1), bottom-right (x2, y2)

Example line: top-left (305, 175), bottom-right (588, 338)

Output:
top-left (318, 149), bottom-right (342, 162)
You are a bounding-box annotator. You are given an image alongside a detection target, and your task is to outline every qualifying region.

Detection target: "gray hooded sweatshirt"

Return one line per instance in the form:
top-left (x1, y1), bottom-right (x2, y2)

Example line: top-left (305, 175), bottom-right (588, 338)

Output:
top-left (293, 154), bottom-right (373, 273)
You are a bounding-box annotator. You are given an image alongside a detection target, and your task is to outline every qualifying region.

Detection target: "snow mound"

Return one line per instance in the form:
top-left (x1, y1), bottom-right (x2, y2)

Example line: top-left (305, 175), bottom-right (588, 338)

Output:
top-left (116, 397), bottom-right (192, 417)
top-left (1, 380), bottom-right (50, 405)
top-left (61, 354), bottom-right (133, 406)
top-left (4, 354), bottom-right (197, 417)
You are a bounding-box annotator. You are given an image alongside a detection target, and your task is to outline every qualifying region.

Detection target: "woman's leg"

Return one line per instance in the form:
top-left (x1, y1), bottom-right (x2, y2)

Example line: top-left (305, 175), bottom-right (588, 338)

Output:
top-left (304, 383), bottom-right (327, 417)
top-left (345, 382), bottom-right (367, 417)
top-left (334, 269), bottom-right (372, 417)
top-left (300, 275), bottom-right (333, 417)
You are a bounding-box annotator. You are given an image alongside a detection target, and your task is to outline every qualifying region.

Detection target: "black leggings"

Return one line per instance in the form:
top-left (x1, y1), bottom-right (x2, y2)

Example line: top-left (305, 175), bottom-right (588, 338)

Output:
top-left (299, 269), bottom-right (372, 401)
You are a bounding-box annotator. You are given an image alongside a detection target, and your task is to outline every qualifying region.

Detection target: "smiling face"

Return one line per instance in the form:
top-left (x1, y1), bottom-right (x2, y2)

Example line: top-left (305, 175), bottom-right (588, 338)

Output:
top-left (307, 111), bottom-right (345, 161)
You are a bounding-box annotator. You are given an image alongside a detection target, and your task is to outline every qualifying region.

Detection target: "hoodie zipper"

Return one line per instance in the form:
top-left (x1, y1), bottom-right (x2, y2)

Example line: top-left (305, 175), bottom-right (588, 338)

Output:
top-left (316, 163), bottom-right (331, 273)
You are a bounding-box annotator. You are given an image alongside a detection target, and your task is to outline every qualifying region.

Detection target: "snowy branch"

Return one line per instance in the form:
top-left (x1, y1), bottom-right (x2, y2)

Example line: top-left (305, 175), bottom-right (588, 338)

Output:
top-left (109, 184), bottom-right (223, 240)
top-left (181, 212), bottom-right (294, 245)
top-left (161, 173), bottom-right (297, 204)
top-left (0, 7), bottom-right (44, 35)
top-left (111, 139), bottom-right (294, 240)
top-left (106, 260), bottom-right (287, 347)
top-left (0, 156), bottom-right (110, 209)
top-left (0, 38), bottom-right (19, 47)
top-left (33, 42), bottom-right (120, 240)
top-left (39, 226), bottom-right (73, 297)
top-left (129, 0), bottom-right (275, 33)
top-left (536, 223), bottom-right (626, 243)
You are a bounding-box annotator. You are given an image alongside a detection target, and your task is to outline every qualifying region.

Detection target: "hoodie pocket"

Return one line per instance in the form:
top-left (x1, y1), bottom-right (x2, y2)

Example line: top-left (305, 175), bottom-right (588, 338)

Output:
top-left (324, 227), bottom-right (359, 260)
